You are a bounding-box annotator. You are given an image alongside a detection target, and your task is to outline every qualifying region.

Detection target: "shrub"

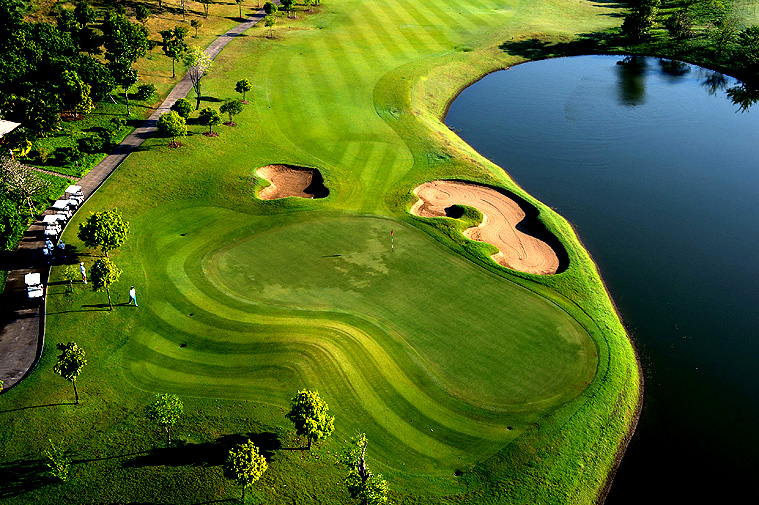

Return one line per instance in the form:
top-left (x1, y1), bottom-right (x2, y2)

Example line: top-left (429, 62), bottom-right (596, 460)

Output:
top-left (109, 117), bottom-right (126, 131)
top-left (57, 146), bottom-right (83, 165)
top-left (78, 131), bottom-right (113, 154)
top-left (135, 83), bottom-right (157, 101)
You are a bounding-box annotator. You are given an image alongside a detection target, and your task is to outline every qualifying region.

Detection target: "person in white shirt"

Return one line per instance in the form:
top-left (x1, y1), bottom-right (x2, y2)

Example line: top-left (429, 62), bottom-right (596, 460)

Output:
top-left (128, 286), bottom-right (138, 306)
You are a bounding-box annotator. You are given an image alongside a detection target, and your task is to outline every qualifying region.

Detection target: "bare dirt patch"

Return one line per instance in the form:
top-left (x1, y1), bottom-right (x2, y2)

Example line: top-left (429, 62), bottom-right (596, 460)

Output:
top-left (256, 164), bottom-right (329, 200)
top-left (411, 180), bottom-right (562, 275)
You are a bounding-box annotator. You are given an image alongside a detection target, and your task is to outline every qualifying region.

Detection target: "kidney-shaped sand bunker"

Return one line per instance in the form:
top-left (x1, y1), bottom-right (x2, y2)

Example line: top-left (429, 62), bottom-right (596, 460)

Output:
top-left (411, 180), bottom-right (568, 275)
top-left (256, 164), bottom-right (329, 200)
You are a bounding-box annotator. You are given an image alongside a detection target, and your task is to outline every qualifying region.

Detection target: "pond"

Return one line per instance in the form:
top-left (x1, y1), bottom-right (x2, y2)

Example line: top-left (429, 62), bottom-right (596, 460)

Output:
top-left (445, 55), bottom-right (759, 503)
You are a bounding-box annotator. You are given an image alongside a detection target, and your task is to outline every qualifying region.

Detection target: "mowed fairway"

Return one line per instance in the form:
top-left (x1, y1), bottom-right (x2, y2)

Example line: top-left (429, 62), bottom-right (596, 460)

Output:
top-left (123, 206), bottom-right (596, 476)
top-left (2, 0), bottom-right (640, 503)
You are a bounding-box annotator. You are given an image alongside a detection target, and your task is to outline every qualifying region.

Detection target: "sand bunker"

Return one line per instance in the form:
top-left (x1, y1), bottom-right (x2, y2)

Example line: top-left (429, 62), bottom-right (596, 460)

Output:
top-left (411, 180), bottom-right (562, 275)
top-left (256, 164), bottom-right (328, 200)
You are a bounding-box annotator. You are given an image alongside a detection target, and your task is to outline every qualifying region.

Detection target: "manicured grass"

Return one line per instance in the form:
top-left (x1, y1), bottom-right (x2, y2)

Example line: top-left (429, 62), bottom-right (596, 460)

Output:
top-left (2, 0), bottom-right (641, 503)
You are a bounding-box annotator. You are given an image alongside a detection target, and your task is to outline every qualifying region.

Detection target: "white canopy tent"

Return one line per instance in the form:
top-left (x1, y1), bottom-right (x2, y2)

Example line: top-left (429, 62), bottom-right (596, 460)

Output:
top-left (0, 120), bottom-right (21, 139)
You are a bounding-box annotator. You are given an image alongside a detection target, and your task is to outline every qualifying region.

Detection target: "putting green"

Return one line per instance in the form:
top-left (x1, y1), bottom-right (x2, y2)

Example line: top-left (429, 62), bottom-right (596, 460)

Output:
top-left (120, 206), bottom-right (596, 477)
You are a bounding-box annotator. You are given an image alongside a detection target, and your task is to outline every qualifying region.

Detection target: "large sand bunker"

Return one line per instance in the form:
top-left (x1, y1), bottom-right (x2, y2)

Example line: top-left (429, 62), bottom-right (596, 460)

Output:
top-left (257, 164), bottom-right (329, 200)
top-left (411, 180), bottom-right (564, 275)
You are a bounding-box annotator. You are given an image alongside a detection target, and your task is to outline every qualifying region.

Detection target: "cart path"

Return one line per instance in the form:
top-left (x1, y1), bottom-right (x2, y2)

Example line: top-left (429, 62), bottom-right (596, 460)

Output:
top-left (0, 7), bottom-right (275, 392)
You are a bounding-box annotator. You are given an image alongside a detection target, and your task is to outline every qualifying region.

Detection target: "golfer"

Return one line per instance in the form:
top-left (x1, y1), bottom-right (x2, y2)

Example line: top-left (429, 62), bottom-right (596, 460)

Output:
top-left (128, 286), bottom-right (138, 306)
top-left (80, 262), bottom-right (87, 284)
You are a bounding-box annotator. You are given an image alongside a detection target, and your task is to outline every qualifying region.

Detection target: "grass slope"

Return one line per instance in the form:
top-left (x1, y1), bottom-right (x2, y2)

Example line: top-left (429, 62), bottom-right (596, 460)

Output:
top-left (1, 1), bottom-right (640, 503)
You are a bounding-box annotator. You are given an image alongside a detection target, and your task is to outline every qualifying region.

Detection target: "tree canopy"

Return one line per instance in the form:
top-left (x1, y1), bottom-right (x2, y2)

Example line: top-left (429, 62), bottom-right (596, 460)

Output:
top-left (1, 157), bottom-right (50, 215)
top-left (220, 99), bottom-right (244, 123)
top-left (53, 342), bottom-right (87, 404)
top-left (170, 98), bottom-right (194, 118)
top-left (161, 26), bottom-right (190, 78)
top-left (199, 107), bottom-right (222, 133)
top-left (78, 208), bottom-right (130, 257)
top-left (226, 440), bottom-right (268, 503)
top-left (145, 393), bottom-right (184, 447)
top-left (286, 389), bottom-right (335, 449)
top-left (90, 257), bottom-right (122, 310)
top-left (344, 433), bottom-right (389, 505)
top-left (157, 111), bottom-right (187, 145)
top-left (235, 78), bottom-right (253, 101)
top-left (183, 46), bottom-right (213, 109)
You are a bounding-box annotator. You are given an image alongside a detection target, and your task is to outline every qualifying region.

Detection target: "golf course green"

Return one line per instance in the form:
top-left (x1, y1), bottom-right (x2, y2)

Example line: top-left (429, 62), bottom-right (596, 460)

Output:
top-left (1, 0), bottom-right (640, 503)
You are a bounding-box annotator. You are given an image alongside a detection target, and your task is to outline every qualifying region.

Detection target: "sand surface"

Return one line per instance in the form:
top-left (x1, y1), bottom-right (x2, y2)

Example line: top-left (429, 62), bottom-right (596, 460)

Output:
top-left (411, 180), bottom-right (560, 275)
top-left (257, 164), bottom-right (319, 199)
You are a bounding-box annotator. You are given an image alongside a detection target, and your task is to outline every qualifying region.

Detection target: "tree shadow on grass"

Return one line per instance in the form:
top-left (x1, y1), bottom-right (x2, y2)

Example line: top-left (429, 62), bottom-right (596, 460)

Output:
top-left (0, 402), bottom-right (75, 414)
top-left (499, 32), bottom-right (621, 60)
top-left (0, 458), bottom-right (53, 499)
top-left (123, 432), bottom-right (281, 469)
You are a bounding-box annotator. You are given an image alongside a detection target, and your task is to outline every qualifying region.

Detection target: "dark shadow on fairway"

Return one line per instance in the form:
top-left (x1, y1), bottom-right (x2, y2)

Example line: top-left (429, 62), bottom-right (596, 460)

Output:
top-left (0, 459), bottom-right (52, 498)
top-left (80, 304), bottom-right (112, 310)
top-left (124, 432), bottom-right (281, 469)
top-left (73, 450), bottom-right (150, 464)
top-left (499, 32), bottom-right (621, 59)
top-left (0, 402), bottom-right (75, 414)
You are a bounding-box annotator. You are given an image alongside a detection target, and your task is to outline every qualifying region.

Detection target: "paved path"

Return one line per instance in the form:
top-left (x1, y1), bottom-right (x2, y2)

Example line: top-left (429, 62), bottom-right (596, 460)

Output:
top-left (0, 9), bottom-right (272, 392)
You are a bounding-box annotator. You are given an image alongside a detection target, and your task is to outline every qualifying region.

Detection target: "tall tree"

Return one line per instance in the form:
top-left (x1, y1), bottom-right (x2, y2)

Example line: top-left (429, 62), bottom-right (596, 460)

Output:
top-left (621, 0), bottom-right (661, 42)
top-left (226, 440), bottom-right (268, 503)
top-left (281, 0), bottom-right (294, 18)
top-left (264, 14), bottom-right (276, 37)
top-left (199, 107), bottom-right (222, 133)
top-left (738, 25), bottom-right (759, 72)
top-left (157, 110), bottom-right (187, 145)
top-left (183, 46), bottom-right (213, 109)
top-left (191, 19), bottom-right (203, 37)
top-left (44, 439), bottom-right (71, 482)
top-left (136, 4), bottom-right (150, 26)
top-left (170, 98), bottom-right (194, 118)
top-left (286, 389), bottom-right (335, 449)
top-left (344, 433), bottom-right (389, 505)
top-left (201, 0), bottom-right (212, 19)
top-left (161, 26), bottom-right (190, 78)
top-left (263, 1), bottom-right (277, 15)
top-left (235, 78), bottom-right (252, 102)
top-left (145, 393), bottom-right (184, 447)
top-left (91, 257), bottom-right (122, 310)
top-left (220, 99), bottom-right (243, 124)
top-left (60, 70), bottom-right (94, 117)
top-left (0, 157), bottom-right (50, 215)
top-left (102, 12), bottom-right (149, 114)
top-left (53, 342), bottom-right (87, 404)
top-left (664, 9), bottom-right (694, 42)
top-left (78, 209), bottom-right (130, 257)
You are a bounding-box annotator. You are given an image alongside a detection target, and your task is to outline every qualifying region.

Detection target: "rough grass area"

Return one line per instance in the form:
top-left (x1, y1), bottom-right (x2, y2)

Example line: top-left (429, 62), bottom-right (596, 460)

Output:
top-left (1, 0), bottom-right (640, 503)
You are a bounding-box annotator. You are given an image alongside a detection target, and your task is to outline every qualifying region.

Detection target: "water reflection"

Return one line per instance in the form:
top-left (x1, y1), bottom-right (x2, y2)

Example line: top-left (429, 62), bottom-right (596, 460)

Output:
top-left (658, 58), bottom-right (690, 77)
top-left (726, 82), bottom-right (759, 112)
top-left (615, 55), bottom-right (647, 106)
top-left (699, 69), bottom-right (729, 95)
top-left (615, 55), bottom-right (755, 113)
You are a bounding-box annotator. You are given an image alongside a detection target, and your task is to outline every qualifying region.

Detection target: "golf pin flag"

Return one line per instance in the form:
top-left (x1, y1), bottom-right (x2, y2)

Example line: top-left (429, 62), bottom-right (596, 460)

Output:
top-left (390, 230), bottom-right (393, 237)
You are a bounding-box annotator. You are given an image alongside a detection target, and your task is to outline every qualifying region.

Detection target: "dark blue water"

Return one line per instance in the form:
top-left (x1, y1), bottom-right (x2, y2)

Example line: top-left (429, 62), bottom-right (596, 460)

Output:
top-left (446, 55), bottom-right (759, 502)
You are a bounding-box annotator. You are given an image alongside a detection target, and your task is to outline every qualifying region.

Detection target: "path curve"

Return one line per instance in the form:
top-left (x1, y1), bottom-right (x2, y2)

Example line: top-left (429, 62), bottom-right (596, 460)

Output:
top-left (0, 5), bottom-right (278, 392)
top-left (411, 180), bottom-right (560, 275)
